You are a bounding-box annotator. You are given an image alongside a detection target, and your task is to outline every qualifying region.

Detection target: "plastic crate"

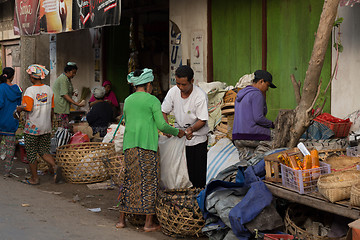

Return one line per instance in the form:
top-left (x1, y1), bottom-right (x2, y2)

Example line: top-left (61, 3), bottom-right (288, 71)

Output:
top-left (264, 234), bottom-right (294, 240)
top-left (281, 162), bottom-right (331, 194)
top-left (314, 118), bottom-right (352, 138)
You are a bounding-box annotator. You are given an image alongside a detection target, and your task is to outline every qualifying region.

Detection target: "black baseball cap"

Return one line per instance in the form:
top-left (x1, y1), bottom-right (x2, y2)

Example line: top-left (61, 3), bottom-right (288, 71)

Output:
top-left (254, 70), bottom-right (276, 88)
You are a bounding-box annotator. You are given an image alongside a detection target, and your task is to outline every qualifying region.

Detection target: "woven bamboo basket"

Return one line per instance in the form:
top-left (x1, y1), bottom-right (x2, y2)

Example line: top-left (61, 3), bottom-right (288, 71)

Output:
top-left (350, 183), bottom-right (360, 207)
top-left (285, 205), bottom-right (343, 240)
top-left (317, 170), bottom-right (360, 203)
top-left (155, 188), bottom-right (205, 238)
top-left (56, 142), bottom-right (115, 184)
top-left (324, 156), bottom-right (360, 172)
top-left (102, 153), bottom-right (125, 187)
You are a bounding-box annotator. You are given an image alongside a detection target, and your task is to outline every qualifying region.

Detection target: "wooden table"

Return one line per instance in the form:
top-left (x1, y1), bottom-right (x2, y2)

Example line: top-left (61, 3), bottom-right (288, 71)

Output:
top-left (264, 181), bottom-right (360, 220)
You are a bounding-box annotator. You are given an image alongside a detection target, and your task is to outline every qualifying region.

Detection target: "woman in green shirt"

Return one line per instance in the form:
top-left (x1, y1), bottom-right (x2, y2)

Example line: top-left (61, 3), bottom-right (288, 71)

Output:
top-left (117, 68), bottom-right (185, 232)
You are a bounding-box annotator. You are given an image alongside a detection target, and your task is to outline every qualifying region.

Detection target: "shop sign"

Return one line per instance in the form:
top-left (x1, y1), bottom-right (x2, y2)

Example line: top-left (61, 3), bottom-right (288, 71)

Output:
top-left (14, 0), bottom-right (40, 35)
top-left (14, 0), bottom-right (121, 35)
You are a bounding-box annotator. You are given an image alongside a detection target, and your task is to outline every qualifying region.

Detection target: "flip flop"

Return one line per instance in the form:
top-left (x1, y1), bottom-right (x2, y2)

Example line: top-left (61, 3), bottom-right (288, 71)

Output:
top-left (54, 166), bottom-right (63, 183)
top-left (21, 179), bottom-right (40, 185)
top-left (144, 225), bottom-right (161, 232)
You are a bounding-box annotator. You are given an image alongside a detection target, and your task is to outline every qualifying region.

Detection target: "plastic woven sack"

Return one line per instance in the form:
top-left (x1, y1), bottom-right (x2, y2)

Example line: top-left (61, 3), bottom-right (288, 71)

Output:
top-left (158, 135), bottom-right (192, 189)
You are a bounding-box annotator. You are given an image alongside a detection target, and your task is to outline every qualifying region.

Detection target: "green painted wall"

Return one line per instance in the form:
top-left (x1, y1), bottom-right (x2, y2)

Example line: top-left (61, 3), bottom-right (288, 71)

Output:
top-left (103, 19), bottom-right (131, 103)
top-left (266, 0), bottom-right (331, 120)
top-left (212, 0), bottom-right (331, 121)
top-left (212, 0), bottom-right (262, 84)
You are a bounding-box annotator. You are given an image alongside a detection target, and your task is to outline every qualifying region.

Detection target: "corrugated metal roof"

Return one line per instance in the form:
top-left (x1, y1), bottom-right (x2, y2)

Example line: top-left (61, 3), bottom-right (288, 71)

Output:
top-left (340, 0), bottom-right (360, 7)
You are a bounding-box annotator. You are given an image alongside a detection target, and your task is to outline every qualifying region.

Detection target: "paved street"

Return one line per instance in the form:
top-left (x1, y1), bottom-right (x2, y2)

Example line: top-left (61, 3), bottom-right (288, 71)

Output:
top-left (0, 177), bottom-right (168, 240)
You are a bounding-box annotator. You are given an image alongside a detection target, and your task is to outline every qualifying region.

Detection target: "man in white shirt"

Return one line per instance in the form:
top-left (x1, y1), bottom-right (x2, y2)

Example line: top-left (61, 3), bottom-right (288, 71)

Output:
top-left (162, 65), bottom-right (209, 188)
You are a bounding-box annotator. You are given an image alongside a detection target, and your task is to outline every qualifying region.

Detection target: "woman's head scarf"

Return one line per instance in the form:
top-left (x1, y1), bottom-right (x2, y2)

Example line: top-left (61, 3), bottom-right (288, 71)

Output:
top-left (127, 68), bottom-right (154, 86)
top-left (26, 64), bottom-right (49, 79)
top-left (102, 81), bottom-right (112, 87)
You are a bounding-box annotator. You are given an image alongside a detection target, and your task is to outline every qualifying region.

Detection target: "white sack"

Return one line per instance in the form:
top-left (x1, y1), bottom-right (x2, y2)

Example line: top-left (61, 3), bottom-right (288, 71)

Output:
top-left (207, 138), bottom-right (239, 184)
top-left (102, 124), bottom-right (125, 153)
top-left (158, 135), bottom-right (192, 189)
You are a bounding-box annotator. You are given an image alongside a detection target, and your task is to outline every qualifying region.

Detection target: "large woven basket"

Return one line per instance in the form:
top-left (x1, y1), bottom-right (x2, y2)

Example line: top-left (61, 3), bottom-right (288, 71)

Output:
top-left (155, 188), bottom-right (205, 238)
top-left (317, 170), bottom-right (360, 203)
top-left (285, 204), bottom-right (343, 240)
top-left (350, 183), bottom-right (360, 207)
top-left (324, 156), bottom-right (360, 172)
top-left (56, 142), bottom-right (115, 184)
top-left (102, 153), bottom-right (125, 187)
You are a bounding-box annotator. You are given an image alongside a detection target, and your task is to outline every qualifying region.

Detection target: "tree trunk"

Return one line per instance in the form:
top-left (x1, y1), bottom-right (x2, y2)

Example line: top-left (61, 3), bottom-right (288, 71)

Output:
top-left (273, 0), bottom-right (341, 148)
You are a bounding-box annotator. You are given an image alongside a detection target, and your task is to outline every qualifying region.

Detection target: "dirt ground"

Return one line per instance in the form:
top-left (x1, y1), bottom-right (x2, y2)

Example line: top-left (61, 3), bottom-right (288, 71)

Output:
top-left (2, 146), bottom-right (205, 240)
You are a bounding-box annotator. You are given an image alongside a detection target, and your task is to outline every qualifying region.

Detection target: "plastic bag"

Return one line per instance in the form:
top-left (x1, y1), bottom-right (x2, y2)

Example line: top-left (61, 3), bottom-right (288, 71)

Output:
top-left (158, 135), bottom-right (192, 189)
top-left (69, 131), bottom-right (90, 144)
top-left (102, 124), bottom-right (125, 152)
top-left (54, 127), bottom-right (72, 147)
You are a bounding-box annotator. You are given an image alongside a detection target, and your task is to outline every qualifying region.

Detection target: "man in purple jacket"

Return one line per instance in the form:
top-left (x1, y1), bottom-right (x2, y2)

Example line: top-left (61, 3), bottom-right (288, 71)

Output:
top-left (232, 70), bottom-right (276, 164)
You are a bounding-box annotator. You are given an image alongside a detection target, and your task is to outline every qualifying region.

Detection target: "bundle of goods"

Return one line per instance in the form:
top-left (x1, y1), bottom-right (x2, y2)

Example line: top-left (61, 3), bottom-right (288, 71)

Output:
top-left (314, 113), bottom-right (352, 138)
top-left (278, 148), bottom-right (331, 194)
top-left (317, 170), bottom-right (360, 203)
top-left (56, 142), bottom-right (115, 183)
top-left (102, 153), bottom-right (125, 187)
top-left (155, 188), bottom-right (205, 238)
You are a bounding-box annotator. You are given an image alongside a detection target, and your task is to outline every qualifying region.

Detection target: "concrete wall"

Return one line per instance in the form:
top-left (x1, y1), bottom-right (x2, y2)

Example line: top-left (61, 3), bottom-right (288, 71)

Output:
top-left (169, 0), bottom-right (208, 84)
top-left (331, 5), bottom-right (360, 118)
top-left (19, 35), bottom-right (50, 90)
top-left (0, 1), bottom-right (18, 41)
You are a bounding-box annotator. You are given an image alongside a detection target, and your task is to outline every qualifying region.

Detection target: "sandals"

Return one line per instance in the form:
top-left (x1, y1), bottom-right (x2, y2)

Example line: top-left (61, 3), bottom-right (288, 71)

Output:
top-left (21, 179), bottom-right (40, 185)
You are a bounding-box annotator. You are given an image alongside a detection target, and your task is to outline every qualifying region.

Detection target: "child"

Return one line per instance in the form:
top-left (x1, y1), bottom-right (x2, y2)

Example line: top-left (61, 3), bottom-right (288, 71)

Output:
top-left (0, 67), bottom-right (22, 177)
top-left (16, 64), bottom-right (62, 185)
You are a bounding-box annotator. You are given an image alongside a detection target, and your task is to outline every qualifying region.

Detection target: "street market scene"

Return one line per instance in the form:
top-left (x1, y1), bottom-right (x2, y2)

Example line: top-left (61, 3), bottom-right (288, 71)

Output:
top-left (2, 0), bottom-right (360, 239)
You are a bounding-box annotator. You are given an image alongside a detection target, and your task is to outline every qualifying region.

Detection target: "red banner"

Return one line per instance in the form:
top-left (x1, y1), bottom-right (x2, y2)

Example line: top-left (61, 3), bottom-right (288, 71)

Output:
top-left (14, 0), bottom-right (41, 35)
top-left (14, 0), bottom-right (121, 35)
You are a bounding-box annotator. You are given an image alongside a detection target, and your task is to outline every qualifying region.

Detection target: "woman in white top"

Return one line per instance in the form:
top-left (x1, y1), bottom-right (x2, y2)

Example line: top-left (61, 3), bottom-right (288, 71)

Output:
top-left (16, 64), bottom-right (62, 185)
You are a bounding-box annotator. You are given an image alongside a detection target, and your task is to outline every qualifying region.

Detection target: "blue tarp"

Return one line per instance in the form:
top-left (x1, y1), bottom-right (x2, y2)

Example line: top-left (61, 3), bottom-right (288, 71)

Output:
top-left (197, 160), bottom-right (273, 239)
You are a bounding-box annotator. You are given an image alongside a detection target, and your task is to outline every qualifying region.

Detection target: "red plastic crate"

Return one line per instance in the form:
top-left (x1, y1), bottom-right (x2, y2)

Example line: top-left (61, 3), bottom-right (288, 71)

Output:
top-left (314, 118), bottom-right (352, 138)
top-left (264, 234), bottom-right (294, 240)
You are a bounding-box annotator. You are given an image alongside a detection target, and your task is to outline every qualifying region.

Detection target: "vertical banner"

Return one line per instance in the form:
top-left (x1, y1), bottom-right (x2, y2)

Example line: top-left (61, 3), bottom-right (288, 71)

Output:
top-left (14, 0), bottom-right (41, 35)
top-left (169, 20), bottom-right (182, 88)
top-left (72, 0), bottom-right (121, 30)
top-left (191, 31), bottom-right (204, 84)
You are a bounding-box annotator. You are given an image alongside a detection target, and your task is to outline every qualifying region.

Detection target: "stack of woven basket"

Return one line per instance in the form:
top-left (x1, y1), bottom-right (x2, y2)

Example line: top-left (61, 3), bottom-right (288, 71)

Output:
top-left (318, 155), bottom-right (360, 205)
top-left (217, 102), bottom-right (235, 139)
